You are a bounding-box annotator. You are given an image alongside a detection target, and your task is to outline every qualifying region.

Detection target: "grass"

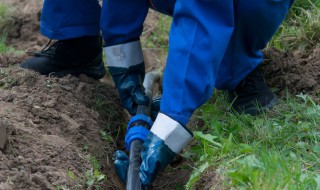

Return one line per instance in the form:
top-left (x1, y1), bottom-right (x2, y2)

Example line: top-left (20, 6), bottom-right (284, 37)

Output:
top-left (0, 3), bottom-right (20, 54)
top-left (57, 156), bottom-right (106, 190)
top-left (0, 3), bottom-right (14, 34)
top-left (268, 0), bottom-right (320, 51)
top-left (142, 12), bottom-right (171, 50)
top-left (185, 91), bottom-right (320, 189)
top-left (0, 34), bottom-right (17, 53)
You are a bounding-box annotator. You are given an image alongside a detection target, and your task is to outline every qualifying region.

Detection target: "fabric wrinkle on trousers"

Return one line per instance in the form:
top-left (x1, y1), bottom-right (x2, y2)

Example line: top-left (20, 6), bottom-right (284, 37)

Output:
top-left (40, 0), bottom-right (293, 126)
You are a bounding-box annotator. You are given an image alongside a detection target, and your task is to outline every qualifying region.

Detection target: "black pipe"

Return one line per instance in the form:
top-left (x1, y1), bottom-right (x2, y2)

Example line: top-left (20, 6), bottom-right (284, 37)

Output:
top-left (126, 71), bottom-right (161, 190)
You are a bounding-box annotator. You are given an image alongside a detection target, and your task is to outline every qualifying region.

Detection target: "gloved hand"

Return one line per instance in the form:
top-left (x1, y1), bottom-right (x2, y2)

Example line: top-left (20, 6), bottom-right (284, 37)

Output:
top-left (114, 114), bottom-right (153, 184)
top-left (139, 113), bottom-right (193, 186)
top-left (108, 63), bottom-right (149, 115)
top-left (114, 150), bottom-right (129, 183)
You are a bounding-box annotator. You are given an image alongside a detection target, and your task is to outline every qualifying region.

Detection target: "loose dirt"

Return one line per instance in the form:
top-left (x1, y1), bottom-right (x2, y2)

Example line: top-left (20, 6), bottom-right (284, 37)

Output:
top-left (263, 48), bottom-right (320, 97)
top-left (0, 121), bottom-right (8, 149)
top-left (0, 63), bottom-right (126, 189)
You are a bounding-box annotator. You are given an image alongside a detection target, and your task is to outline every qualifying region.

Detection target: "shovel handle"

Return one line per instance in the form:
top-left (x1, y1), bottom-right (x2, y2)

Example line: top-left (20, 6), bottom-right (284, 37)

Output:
top-left (126, 71), bottom-right (161, 190)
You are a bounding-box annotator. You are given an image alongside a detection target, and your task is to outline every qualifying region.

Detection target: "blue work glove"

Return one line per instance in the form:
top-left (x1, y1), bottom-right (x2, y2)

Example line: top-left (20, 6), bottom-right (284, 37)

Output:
top-left (114, 150), bottom-right (129, 183)
top-left (105, 41), bottom-right (149, 115)
top-left (139, 113), bottom-right (193, 186)
top-left (109, 66), bottom-right (161, 118)
top-left (108, 64), bottom-right (149, 115)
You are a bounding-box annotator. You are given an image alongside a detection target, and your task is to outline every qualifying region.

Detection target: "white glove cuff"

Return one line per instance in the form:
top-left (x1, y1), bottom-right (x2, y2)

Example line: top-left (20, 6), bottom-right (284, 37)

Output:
top-left (151, 113), bottom-right (193, 154)
top-left (104, 40), bottom-right (143, 68)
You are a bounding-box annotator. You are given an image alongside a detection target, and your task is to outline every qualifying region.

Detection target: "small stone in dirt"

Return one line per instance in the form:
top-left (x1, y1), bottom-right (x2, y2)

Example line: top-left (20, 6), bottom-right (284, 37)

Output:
top-left (32, 119), bottom-right (41, 124)
top-left (30, 166), bottom-right (38, 173)
top-left (42, 134), bottom-right (69, 148)
top-left (60, 113), bottom-right (81, 130)
top-left (42, 99), bottom-right (57, 108)
top-left (0, 123), bottom-right (8, 150)
top-left (17, 155), bottom-right (24, 160)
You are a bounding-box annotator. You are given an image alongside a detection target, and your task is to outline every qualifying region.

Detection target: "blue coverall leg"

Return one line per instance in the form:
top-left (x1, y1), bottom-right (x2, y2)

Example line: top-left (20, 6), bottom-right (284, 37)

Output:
top-left (102, 0), bottom-right (292, 126)
top-left (101, 0), bottom-right (175, 113)
top-left (161, 0), bottom-right (293, 126)
top-left (40, 0), bottom-right (101, 40)
top-left (215, 0), bottom-right (294, 90)
top-left (101, 0), bottom-right (174, 46)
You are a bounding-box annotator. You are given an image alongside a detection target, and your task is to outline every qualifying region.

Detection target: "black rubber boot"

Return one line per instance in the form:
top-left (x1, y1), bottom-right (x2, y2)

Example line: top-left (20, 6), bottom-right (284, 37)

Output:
top-left (228, 66), bottom-right (278, 115)
top-left (20, 36), bottom-right (106, 80)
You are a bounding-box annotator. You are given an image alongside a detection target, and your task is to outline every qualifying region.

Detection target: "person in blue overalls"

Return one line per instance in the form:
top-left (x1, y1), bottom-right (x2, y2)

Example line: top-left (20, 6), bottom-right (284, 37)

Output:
top-left (20, 0), bottom-right (294, 185)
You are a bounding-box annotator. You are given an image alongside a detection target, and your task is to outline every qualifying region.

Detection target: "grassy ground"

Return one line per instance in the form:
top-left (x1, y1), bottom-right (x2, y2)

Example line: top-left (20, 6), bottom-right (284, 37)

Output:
top-left (186, 92), bottom-right (320, 189)
top-left (0, 3), bottom-right (17, 54)
top-left (0, 34), bottom-right (17, 53)
top-left (186, 1), bottom-right (320, 189)
top-left (269, 0), bottom-right (320, 51)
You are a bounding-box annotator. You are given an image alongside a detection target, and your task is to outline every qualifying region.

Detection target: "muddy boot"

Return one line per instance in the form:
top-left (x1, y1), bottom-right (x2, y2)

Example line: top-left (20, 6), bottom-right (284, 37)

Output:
top-left (228, 66), bottom-right (278, 115)
top-left (20, 36), bottom-right (106, 80)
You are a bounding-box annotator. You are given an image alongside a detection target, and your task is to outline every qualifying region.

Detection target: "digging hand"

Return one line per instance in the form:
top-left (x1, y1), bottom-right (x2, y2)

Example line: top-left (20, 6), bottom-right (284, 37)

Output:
top-left (109, 63), bottom-right (149, 115)
top-left (139, 113), bottom-right (193, 186)
top-left (114, 114), bottom-right (153, 183)
top-left (114, 150), bottom-right (129, 183)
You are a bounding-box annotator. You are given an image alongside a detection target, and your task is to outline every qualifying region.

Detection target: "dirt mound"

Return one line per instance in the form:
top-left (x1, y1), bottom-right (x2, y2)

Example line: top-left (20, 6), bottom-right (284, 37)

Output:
top-left (262, 48), bottom-right (320, 96)
top-left (0, 65), bottom-right (126, 189)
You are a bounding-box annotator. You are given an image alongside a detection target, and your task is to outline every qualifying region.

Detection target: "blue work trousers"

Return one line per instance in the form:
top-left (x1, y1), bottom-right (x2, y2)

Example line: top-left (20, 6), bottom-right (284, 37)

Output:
top-left (41, 0), bottom-right (293, 126)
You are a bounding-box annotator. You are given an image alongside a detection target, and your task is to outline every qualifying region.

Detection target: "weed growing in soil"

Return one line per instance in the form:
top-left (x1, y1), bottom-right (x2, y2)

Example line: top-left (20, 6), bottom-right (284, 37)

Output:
top-left (0, 34), bottom-right (16, 53)
top-left (58, 157), bottom-right (105, 190)
top-left (186, 91), bottom-right (320, 189)
top-left (0, 68), bottom-right (16, 89)
top-left (0, 3), bottom-right (14, 34)
top-left (84, 157), bottom-right (106, 189)
top-left (94, 92), bottom-right (125, 143)
top-left (143, 14), bottom-right (171, 50)
top-left (0, 3), bottom-right (17, 54)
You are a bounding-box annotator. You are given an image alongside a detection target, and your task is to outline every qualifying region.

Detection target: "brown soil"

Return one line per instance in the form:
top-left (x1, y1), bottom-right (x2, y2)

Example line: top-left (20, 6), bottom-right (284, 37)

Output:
top-left (194, 167), bottom-right (224, 190)
top-left (262, 48), bottom-right (320, 97)
top-left (3, 0), bottom-right (47, 53)
top-left (0, 65), bottom-right (126, 189)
